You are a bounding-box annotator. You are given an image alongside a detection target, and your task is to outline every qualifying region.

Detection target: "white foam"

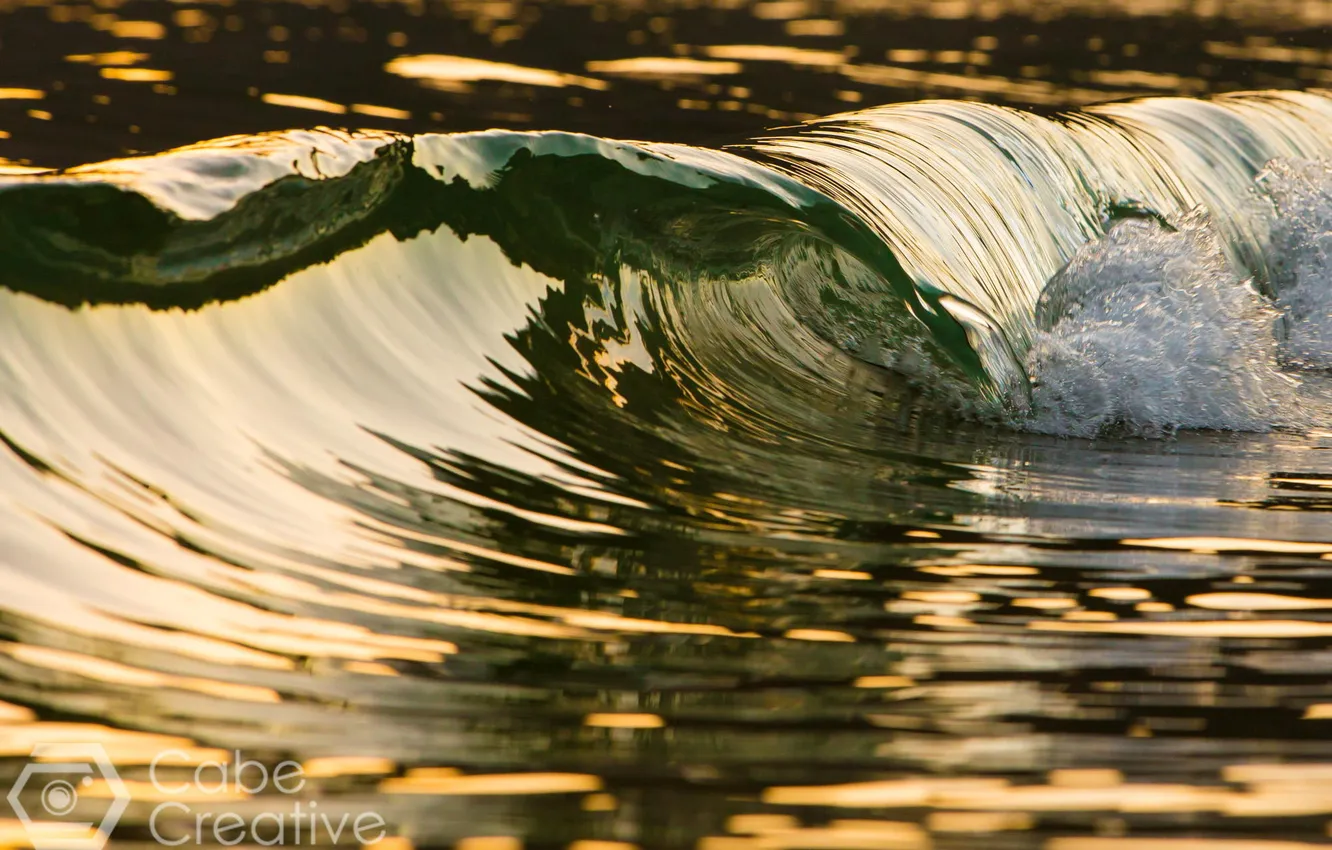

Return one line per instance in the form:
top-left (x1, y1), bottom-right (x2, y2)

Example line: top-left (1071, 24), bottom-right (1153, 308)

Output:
top-left (1260, 158), bottom-right (1332, 369)
top-left (1022, 212), bottom-right (1300, 437)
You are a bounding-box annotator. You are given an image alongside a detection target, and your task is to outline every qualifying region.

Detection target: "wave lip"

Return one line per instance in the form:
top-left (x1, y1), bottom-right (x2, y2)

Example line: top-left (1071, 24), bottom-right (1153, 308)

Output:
top-left (0, 128), bottom-right (408, 307)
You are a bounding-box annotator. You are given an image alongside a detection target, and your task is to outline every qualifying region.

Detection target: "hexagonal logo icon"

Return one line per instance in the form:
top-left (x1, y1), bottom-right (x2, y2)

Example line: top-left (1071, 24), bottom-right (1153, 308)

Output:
top-left (6, 743), bottom-right (129, 850)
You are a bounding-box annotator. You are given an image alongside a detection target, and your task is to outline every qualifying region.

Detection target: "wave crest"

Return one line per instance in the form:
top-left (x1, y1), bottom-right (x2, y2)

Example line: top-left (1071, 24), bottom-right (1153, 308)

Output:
top-left (7, 93), bottom-right (1332, 437)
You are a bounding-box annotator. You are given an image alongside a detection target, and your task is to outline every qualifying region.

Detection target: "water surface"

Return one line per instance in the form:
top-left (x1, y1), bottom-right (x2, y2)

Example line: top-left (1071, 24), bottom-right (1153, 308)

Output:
top-left (2, 3), bottom-right (1332, 849)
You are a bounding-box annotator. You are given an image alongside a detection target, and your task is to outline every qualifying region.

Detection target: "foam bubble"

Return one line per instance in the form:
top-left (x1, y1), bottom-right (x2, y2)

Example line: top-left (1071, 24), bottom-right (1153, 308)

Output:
top-left (1022, 212), bottom-right (1300, 437)
top-left (1260, 158), bottom-right (1332, 369)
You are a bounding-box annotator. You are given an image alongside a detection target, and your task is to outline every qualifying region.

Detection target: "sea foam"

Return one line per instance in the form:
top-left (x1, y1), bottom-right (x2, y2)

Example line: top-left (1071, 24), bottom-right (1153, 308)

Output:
top-left (1262, 158), bottom-right (1332, 369)
top-left (1023, 210), bottom-right (1299, 437)
top-left (1021, 156), bottom-right (1332, 437)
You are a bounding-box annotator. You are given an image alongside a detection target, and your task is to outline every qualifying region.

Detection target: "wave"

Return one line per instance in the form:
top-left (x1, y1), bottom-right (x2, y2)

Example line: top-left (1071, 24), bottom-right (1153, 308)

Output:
top-left (5, 92), bottom-right (1332, 444)
top-left (8, 92), bottom-right (1332, 657)
top-left (9, 92), bottom-right (1332, 833)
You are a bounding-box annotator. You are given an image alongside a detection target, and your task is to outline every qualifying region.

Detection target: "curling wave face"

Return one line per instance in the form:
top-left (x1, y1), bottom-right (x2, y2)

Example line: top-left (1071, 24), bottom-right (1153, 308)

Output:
top-left (8, 93), bottom-right (1332, 441)
top-left (8, 92), bottom-right (1332, 847)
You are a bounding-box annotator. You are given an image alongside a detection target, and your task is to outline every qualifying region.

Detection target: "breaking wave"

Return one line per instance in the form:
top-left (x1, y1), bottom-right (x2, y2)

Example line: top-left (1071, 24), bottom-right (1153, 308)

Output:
top-left (7, 93), bottom-right (1332, 848)
top-left (5, 93), bottom-right (1332, 446)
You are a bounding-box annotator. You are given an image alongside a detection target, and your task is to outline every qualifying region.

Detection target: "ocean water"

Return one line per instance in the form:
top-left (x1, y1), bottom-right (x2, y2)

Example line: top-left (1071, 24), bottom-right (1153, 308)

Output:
top-left (4, 2), bottom-right (1332, 849)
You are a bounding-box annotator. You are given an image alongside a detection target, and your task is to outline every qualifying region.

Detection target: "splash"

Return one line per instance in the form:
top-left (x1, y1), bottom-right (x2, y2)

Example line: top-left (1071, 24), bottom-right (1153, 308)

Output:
top-left (1026, 212), bottom-right (1298, 437)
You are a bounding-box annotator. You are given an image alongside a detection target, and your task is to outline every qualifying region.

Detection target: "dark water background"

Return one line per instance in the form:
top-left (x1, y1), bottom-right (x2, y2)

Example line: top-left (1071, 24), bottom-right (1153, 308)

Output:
top-left (3, 0), bottom-right (1332, 166)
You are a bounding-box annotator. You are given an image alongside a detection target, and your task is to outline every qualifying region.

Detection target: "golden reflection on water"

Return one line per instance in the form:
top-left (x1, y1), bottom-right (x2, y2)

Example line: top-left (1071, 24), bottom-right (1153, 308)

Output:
top-left (584, 58), bottom-right (744, 78)
top-left (582, 713), bottom-right (666, 728)
top-left (5, 7), bottom-right (1332, 850)
top-left (0, 702), bottom-right (34, 722)
top-left (703, 820), bottom-right (930, 850)
top-left (568, 841), bottom-right (639, 850)
top-left (260, 93), bottom-right (349, 115)
top-left (385, 55), bottom-right (610, 91)
top-left (64, 51), bottom-right (150, 66)
top-left (2, 645), bottom-right (280, 704)
top-left (0, 820), bottom-right (101, 848)
top-left (98, 68), bottom-right (173, 83)
top-left (1121, 537), bottom-right (1332, 554)
top-left (301, 756), bottom-right (397, 778)
top-left (0, 723), bottom-right (221, 763)
top-left (759, 770), bottom-right (1332, 817)
top-left (1047, 841), bottom-right (1332, 850)
top-left (379, 773), bottom-right (604, 795)
top-left (11, 0), bottom-right (1332, 166)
